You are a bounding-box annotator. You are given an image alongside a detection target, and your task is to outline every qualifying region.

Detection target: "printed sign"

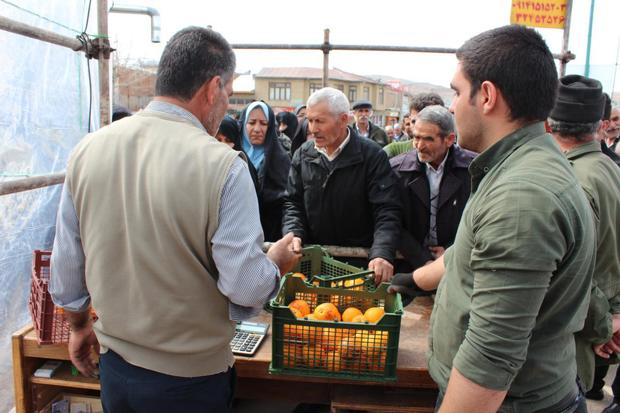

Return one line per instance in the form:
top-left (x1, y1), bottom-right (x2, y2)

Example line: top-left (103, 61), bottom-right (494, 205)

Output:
top-left (510, 0), bottom-right (568, 29)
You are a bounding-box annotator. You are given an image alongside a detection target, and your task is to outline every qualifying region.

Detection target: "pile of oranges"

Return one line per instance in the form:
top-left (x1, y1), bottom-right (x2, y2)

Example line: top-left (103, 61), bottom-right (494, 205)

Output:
top-left (288, 300), bottom-right (385, 324)
top-left (283, 298), bottom-right (388, 373)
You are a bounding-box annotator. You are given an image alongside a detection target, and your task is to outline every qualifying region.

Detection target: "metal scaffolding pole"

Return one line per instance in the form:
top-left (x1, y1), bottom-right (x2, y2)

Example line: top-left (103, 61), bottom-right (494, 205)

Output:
top-left (560, 0), bottom-right (574, 76)
top-left (98, 0), bottom-right (111, 126)
top-left (0, 173), bottom-right (65, 196)
top-left (0, 15), bottom-right (85, 51)
top-left (322, 29), bottom-right (329, 87)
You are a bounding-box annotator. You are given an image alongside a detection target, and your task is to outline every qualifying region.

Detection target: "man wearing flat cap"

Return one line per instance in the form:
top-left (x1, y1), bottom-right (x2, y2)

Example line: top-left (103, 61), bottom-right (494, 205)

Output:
top-left (351, 100), bottom-right (389, 147)
top-left (548, 75), bottom-right (620, 405)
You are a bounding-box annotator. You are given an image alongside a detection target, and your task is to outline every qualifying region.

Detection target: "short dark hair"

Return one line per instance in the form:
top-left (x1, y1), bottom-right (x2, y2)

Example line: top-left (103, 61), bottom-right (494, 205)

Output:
top-left (409, 93), bottom-right (445, 113)
top-left (155, 27), bottom-right (236, 100)
top-left (456, 25), bottom-right (557, 122)
top-left (548, 118), bottom-right (599, 142)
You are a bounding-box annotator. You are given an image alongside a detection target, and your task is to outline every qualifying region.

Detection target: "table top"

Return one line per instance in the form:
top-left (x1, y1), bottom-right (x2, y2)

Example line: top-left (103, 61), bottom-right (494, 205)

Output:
top-left (17, 297), bottom-right (436, 389)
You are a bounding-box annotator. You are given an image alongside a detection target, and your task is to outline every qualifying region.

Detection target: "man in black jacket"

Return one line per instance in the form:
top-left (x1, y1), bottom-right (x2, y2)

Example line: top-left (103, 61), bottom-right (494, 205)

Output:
top-left (351, 100), bottom-right (389, 147)
top-left (283, 88), bottom-right (401, 284)
top-left (390, 105), bottom-right (475, 271)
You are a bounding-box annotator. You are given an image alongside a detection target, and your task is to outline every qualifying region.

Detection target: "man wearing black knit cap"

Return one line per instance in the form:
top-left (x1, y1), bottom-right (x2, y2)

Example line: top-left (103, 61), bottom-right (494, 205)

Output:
top-left (548, 75), bottom-right (620, 410)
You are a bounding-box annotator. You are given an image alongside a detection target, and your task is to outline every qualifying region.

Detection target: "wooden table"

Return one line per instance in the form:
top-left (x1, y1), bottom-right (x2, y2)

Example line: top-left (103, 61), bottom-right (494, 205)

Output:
top-left (13, 297), bottom-right (437, 413)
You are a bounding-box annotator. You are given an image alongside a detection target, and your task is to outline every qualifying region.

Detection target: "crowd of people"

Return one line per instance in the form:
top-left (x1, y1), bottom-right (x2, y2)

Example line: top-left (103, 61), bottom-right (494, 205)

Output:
top-left (48, 23), bottom-right (620, 413)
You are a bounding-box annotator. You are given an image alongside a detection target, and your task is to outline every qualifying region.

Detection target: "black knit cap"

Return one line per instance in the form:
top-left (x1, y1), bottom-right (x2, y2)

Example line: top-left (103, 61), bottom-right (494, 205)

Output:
top-left (549, 75), bottom-right (604, 123)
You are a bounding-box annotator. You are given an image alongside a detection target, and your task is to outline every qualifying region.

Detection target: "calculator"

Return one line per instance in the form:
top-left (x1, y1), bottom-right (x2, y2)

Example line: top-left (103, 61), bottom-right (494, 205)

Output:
top-left (230, 321), bottom-right (270, 356)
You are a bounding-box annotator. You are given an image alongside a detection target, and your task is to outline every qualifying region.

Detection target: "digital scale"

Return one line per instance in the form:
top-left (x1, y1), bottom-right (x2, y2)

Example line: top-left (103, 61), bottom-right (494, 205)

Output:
top-left (230, 321), bottom-right (269, 356)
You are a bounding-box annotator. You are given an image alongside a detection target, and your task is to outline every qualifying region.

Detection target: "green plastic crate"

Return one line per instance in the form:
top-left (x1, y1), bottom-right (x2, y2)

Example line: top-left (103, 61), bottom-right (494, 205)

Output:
top-left (291, 245), bottom-right (375, 291)
top-left (269, 276), bottom-right (403, 382)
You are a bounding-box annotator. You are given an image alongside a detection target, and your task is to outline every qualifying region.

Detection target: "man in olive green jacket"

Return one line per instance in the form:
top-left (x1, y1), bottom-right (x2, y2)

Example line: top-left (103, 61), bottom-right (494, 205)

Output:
top-left (419, 26), bottom-right (596, 413)
top-left (549, 75), bottom-right (620, 395)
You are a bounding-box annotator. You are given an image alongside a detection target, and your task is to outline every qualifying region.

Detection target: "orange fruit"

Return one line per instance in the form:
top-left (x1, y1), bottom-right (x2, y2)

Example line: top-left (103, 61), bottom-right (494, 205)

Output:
top-left (289, 299), bottom-right (311, 317)
top-left (321, 327), bottom-right (353, 351)
top-left (351, 314), bottom-right (367, 323)
top-left (314, 303), bottom-right (341, 321)
top-left (283, 323), bottom-right (303, 340)
top-left (330, 294), bottom-right (341, 307)
top-left (325, 351), bottom-right (342, 371)
top-left (345, 278), bottom-right (365, 291)
top-left (289, 307), bottom-right (303, 318)
top-left (302, 345), bottom-right (325, 368)
top-left (342, 307), bottom-right (363, 322)
top-left (340, 336), bottom-right (362, 358)
top-left (305, 313), bottom-right (316, 320)
top-left (292, 272), bottom-right (306, 281)
top-left (282, 343), bottom-right (303, 367)
top-left (364, 307), bottom-right (385, 323)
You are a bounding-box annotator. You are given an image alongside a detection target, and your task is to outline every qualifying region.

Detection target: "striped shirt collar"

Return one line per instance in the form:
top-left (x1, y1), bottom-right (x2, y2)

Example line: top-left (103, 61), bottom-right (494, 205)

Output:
top-left (144, 100), bottom-right (205, 132)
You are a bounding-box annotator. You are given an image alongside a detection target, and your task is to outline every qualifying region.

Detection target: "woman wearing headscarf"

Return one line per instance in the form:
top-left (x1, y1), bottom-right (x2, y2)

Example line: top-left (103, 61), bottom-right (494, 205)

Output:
top-left (290, 118), bottom-right (316, 156)
top-left (239, 101), bottom-right (291, 242)
top-left (275, 111), bottom-right (298, 155)
top-left (216, 115), bottom-right (241, 149)
top-left (216, 115), bottom-right (260, 190)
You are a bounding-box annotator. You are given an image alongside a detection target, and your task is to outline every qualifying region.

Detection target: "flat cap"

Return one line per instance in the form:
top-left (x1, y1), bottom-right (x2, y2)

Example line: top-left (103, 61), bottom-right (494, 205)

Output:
top-left (352, 100), bottom-right (372, 110)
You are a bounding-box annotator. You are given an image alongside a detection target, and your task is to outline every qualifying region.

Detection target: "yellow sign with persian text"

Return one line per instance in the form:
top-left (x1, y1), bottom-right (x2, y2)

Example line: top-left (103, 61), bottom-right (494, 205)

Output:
top-left (510, 0), bottom-right (568, 29)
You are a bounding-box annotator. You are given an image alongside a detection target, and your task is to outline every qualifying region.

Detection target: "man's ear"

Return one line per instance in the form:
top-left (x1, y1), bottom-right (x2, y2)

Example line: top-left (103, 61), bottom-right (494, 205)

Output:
top-left (445, 132), bottom-right (456, 146)
top-left (201, 75), bottom-right (221, 106)
top-left (600, 119), bottom-right (610, 134)
top-left (479, 80), bottom-right (498, 115)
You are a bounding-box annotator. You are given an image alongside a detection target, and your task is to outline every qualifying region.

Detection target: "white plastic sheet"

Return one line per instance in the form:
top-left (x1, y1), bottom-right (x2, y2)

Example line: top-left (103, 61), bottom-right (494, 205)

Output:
top-left (0, 1), bottom-right (98, 409)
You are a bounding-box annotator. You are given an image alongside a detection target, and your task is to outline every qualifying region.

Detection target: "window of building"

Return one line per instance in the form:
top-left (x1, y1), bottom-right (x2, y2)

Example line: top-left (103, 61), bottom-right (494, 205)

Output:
top-left (379, 88), bottom-right (384, 105)
top-left (363, 87), bottom-right (370, 100)
top-left (348, 86), bottom-right (357, 102)
top-left (229, 98), bottom-right (253, 106)
top-left (269, 82), bottom-right (291, 101)
top-left (335, 84), bottom-right (345, 92)
top-left (309, 83), bottom-right (321, 95)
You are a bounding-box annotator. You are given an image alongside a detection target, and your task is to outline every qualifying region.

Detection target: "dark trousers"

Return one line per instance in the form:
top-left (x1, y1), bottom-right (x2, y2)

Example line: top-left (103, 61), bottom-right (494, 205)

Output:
top-left (99, 349), bottom-right (236, 413)
top-left (593, 364), bottom-right (620, 400)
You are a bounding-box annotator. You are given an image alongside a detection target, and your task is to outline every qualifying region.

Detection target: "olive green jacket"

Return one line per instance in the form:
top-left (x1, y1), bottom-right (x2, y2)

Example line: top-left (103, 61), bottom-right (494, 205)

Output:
top-left (383, 139), bottom-right (412, 158)
top-left (428, 122), bottom-right (596, 412)
top-left (567, 140), bottom-right (620, 390)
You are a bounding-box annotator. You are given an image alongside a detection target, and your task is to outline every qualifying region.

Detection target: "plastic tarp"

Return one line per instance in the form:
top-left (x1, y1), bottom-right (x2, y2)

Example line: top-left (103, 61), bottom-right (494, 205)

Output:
top-left (0, 0), bottom-right (98, 410)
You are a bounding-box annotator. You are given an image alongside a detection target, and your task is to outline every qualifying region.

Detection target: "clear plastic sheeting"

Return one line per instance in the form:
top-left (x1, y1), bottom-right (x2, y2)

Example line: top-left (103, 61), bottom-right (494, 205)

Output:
top-left (0, 0), bottom-right (98, 410)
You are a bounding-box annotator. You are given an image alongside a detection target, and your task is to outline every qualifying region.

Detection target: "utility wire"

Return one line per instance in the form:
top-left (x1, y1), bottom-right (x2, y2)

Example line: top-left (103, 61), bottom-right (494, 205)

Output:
top-left (0, 0), bottom-right (107, 38)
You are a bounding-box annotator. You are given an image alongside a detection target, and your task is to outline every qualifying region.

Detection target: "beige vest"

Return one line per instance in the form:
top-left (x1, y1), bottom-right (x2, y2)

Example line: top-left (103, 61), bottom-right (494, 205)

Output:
top-left (67, 110), bottom-right (239, 377)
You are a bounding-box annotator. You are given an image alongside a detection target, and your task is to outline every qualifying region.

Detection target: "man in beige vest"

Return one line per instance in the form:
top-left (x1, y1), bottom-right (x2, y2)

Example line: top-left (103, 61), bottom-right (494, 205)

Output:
top-left (50, 27), bottom-right (300, 412)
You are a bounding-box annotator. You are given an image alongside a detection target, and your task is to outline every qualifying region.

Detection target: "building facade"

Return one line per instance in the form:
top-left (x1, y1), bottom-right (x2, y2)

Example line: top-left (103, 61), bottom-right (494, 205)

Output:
top-left (253, 67), bottom-right (402, 126)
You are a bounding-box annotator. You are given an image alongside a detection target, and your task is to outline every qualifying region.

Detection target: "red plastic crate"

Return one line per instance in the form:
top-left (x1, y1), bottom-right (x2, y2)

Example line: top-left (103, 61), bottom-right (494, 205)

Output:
top-left (28, 250), bottom-right (70, 344)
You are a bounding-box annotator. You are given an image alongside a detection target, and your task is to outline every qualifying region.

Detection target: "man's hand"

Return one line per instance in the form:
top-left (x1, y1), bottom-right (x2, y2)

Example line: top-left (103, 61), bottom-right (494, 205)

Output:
top-left (267, 232), bottom-right (303, 276)
top-left (429, 246), bottom-right (446, 260)
top-left (68, 323), bottom-right (99, 378)
top-left (387, 272), bottom-right (432, 306)
top-left (368, 257), bottom-right (394, 285)
top-left (593, 314), bottom-right (620, 358)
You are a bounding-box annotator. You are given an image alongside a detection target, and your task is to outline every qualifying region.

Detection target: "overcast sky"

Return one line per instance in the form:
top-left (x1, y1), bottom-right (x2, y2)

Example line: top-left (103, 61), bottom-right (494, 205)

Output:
top-left (106, 0), bottom-right (620, 92)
